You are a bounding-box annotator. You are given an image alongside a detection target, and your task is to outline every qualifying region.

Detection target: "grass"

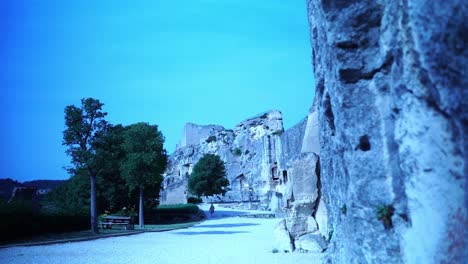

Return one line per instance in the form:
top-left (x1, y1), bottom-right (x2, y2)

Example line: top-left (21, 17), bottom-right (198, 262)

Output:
top-left (137, 221), bottom-right (202, 232)
top-left (0, 221), bottom-right (202, 247)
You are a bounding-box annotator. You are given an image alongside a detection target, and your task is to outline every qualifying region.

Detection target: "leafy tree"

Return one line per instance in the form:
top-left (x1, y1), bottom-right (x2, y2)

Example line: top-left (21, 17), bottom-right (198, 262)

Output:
top-left (188, 154), bottom-right (229, 199)
top-left (47, 124), bottom-right (133, 216)
top-left (120, 123), bottom-right (167, 228)
top-left (92, 124), bottom-right (130, 212)
top-left (63, 98), bottom-right (107, 234)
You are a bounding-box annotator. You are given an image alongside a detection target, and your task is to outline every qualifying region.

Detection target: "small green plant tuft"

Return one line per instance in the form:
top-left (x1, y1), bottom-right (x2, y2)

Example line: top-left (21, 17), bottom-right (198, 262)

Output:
top-left (326, 226), bottom-right (334, 243)
top-left (187, 197), bottom-right (203, 204)
top-left (232, 147), bottom-right (242, 156)
top-left (341, 204), bottom-right (347, 215)
top-left (376, 204), bottom-right (395, 229)
top-left (272, 130), bottom-right (283, 136)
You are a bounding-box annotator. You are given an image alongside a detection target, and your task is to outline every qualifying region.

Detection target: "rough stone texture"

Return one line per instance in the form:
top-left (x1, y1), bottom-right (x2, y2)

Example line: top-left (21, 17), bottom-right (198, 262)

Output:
top-left (273, 219), bottom-right (295, 253)
top-left (273, 118), bottom-right (323, 251)
top-left (307, 0), bottom-right (467, 263)
top-left (161, 110), bottom-right (285, 207)
top-left (295, 232), bottom-right (328, 253)
top-left (161, 108), bottom-right (325, 254)
top-left (301, 110), bottom-right (320, 154)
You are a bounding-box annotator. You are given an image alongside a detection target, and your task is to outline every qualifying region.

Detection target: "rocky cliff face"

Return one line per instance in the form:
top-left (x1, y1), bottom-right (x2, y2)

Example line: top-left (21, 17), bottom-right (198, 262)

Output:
top-left (161, 109), bottom-right (326, 253)
top-left (161, 110), bottom-right (286, 208)
top-left (307, 0), bottom-right (467, 263)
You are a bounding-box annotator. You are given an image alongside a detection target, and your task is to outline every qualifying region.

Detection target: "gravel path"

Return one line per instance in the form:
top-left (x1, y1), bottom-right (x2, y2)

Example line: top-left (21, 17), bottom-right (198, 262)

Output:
top-left (0, 204), bottom-right (322, 264)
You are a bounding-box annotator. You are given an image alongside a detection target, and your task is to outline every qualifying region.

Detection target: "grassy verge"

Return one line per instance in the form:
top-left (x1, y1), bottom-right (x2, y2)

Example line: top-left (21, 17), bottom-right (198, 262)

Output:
top-left (137, 221), bottom-right (201, 232)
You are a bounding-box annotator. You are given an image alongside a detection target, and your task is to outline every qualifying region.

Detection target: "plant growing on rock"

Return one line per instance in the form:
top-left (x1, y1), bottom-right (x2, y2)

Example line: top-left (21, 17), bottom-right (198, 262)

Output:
top-left (376, 204), bottom-right (394, 229)
top-left (272, 130), bottom-right (283, 136)
top-left (341, 204), bottom-right (347, 215)
top-left (326, 227), bottom-right (334, 243)
top-left (232, 147), bottom-right (242, 156)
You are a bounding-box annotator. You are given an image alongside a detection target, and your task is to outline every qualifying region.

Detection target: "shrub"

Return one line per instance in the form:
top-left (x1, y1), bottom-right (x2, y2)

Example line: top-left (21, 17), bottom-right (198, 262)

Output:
top-left (0, 202), bottom-right (89, 243)
top-left (152, 204), bottom-right (199, 215)
top-left (272, 130), bottom-right (283, 136)
top-left (376, 204), bottom-right (394, 229)
top-left (114, 207), bottom-right (137, 222)
top-left (231, 147), bottom-right (242, 156)
top-left (187, 197), bottom-right (203, 204)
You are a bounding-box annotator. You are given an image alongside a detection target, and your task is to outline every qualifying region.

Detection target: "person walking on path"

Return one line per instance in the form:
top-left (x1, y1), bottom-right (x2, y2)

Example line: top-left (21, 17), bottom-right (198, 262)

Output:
top-left (209, 203), bottom-right (215, 217)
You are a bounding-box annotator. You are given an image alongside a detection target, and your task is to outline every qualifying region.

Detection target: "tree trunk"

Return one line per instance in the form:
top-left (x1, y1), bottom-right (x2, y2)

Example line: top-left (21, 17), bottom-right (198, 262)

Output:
top-left (90, 175), bottom-right (99, 234)
top-left (139, 188), bottom-right (144, 229)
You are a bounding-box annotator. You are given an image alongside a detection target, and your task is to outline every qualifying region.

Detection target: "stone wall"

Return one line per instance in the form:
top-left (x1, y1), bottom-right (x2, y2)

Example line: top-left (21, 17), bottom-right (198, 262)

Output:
top-left (307, 0), bottom-right (467, 263)
top-left (161, 110), bottom-right (285, 207)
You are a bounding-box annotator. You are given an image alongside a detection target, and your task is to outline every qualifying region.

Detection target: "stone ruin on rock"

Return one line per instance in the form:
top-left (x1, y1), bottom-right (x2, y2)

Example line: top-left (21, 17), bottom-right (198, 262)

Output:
top-left (160, 110), bottom-right (286, 207)
top-left (161, 109), bottom-right (326, 252)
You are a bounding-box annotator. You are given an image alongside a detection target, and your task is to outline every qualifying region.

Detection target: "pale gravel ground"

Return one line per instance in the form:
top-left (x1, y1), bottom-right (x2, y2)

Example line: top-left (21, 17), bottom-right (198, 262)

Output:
top-left (0, 204), bottom-right (323, 264)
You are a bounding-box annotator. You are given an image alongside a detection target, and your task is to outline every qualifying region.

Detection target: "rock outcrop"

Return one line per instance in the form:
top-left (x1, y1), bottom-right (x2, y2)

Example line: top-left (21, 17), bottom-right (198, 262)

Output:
top-left (307, 0), bottom-right (467, 263)
top-left (161, 110), bottom-right (286, 208)
top-left (161, 108), bottom-right (326, 253)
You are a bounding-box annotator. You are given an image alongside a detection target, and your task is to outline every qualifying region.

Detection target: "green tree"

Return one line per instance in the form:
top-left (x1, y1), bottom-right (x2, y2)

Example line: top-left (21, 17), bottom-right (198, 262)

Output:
top-left (47, 125), bottom-right (133, 216)
top-left (188, 154), bottom-right (229, 199)
top-left (92, 124), bottom-right (130, 212)
top-left (120, 123), bottom-right (167, 229)
top-left (63, 98), bottom-right (107, 234)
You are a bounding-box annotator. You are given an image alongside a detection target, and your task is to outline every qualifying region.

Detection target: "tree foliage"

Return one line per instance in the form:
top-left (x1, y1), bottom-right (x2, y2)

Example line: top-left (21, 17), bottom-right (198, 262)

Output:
top-left (188, 154), bottom-right (229, 198)
top-left (62, 98), bottom-right (107, 234)
top-left (51, 99), bottom-right (168, 230)
top-left (120, 123), bottom-right (167, 193)
top-left (63, 98), bottom-right (107, 171)
top-left (120, 122), bottom-right (168, 228)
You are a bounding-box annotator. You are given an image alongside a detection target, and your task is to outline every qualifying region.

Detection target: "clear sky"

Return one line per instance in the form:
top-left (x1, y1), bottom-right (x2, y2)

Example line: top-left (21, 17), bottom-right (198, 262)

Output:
top-left (1, 0), bottom-right (315, 182)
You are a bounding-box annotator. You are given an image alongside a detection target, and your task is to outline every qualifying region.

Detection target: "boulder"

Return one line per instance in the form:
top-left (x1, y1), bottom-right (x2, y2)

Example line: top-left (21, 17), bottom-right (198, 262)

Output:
top-left (295, 232), bottom-right (327, 253)
top-left (285, 203), bottom-right (318, 238)
top-left (273, 219), bottom-right (294, 253)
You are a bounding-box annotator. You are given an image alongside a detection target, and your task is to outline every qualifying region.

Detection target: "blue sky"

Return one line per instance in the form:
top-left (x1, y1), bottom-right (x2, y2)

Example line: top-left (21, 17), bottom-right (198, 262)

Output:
top-left (1, 0), bottom-right (315, 182)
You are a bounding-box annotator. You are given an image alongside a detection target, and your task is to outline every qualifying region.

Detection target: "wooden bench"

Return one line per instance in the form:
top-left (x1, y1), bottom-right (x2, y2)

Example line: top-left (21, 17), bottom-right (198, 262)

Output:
top-left (100, 216), bottom-right (134, 230)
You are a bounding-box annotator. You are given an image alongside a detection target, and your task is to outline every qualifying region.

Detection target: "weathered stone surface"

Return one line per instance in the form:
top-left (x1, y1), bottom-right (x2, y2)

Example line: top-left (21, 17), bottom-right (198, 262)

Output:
top-left (288, 153), bottom-right (319, 203)
top-left (295, 232), bottom-right (327, 253)
top-left (314, 198), bottom-right (328, 237)
top-left (285, 203), bottom-right (316, 238)
top-left (273, 219), bottom-right (294, 253)
top-left (301, 110), bottom-right (320, 154)
top-left (161, 110), bottom-right (285, 207)
top-left (307, 0), bottom-right (467, 263)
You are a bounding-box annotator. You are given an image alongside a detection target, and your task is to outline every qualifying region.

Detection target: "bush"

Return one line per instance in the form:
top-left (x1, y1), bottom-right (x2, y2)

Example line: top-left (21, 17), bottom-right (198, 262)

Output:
top-left (376, 204), bottom-right (394, 229)
top-left (0, 202), bottom-right (89, 243)
top-left (187, 197), bottom-right (203, 204)
top-left (114, 207), bottom-right (137, 222)
top-left (231, 147), bottom-right (242, 156)
top-left (150, 204), bottom-right (199, 215)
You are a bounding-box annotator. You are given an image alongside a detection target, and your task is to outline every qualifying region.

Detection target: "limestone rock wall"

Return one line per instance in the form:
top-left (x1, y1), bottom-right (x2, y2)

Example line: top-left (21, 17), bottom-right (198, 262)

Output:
top-left (307, 0), bottom-right (467, 263)
top-left (160, 110), bottom-right (285, 207)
